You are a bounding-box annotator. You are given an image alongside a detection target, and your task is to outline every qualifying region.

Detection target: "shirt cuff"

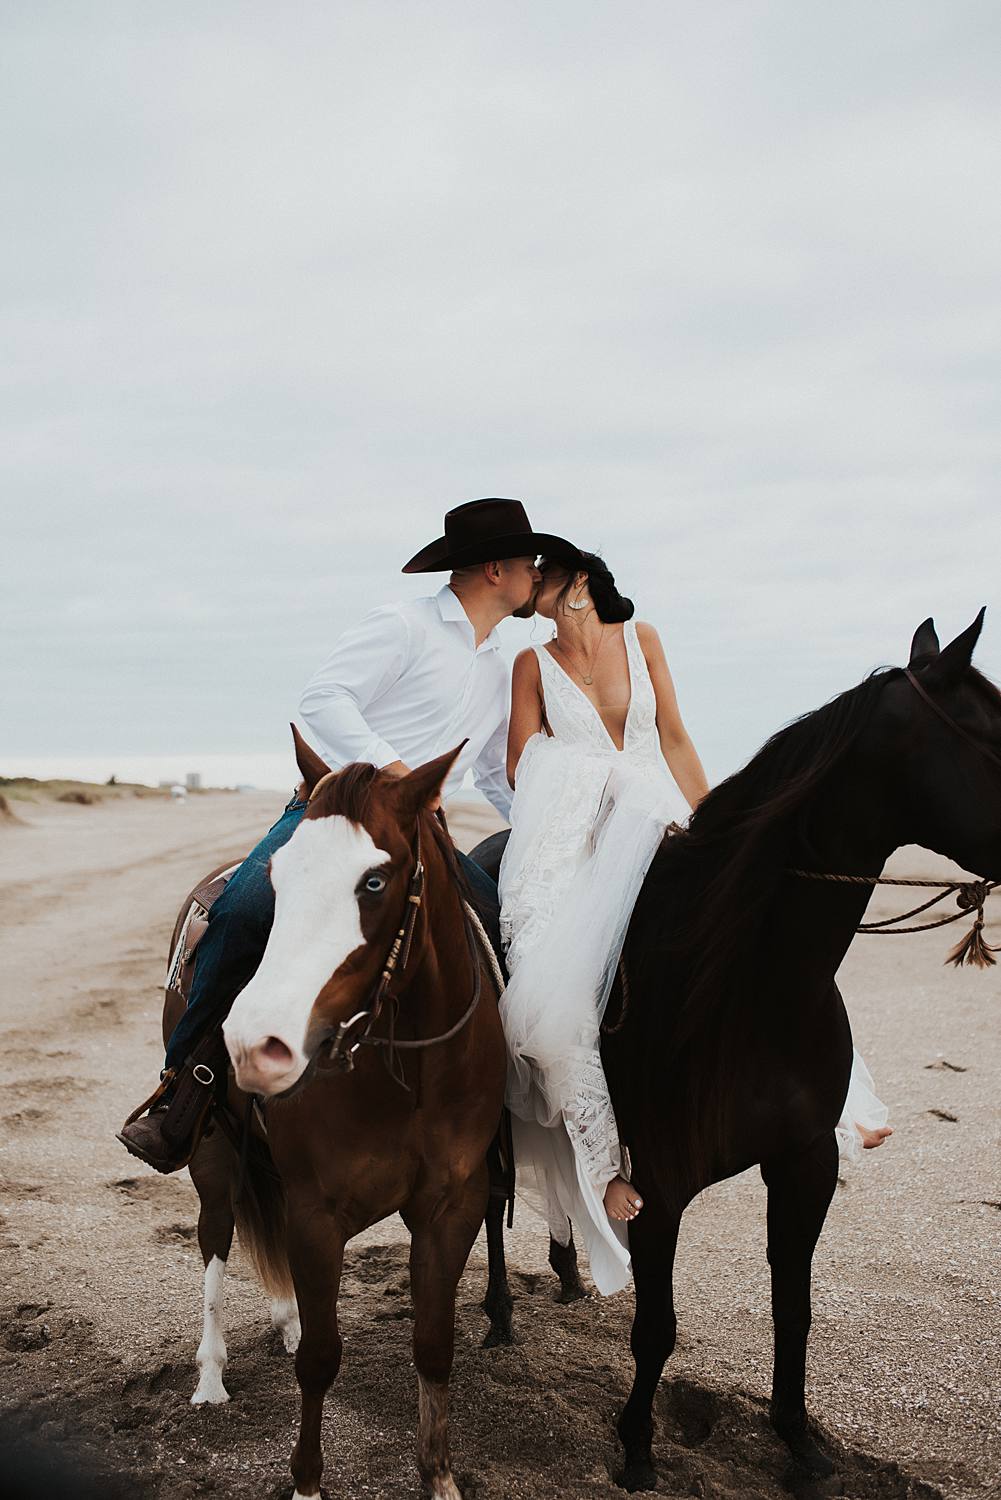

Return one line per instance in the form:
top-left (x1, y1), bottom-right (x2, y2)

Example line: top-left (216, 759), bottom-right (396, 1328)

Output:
top-left (365, 737), bottom-right (402, 770)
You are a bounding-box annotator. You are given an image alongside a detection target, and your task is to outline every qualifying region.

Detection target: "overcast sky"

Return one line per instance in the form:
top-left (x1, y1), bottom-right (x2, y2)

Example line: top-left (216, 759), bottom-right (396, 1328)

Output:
top-left (4, 1), bottom-right (999, 784)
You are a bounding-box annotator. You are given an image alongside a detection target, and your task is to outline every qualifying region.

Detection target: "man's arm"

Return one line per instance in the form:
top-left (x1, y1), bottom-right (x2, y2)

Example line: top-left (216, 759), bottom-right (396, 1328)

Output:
top-left (298, 606), bottom-right (412, 770)
top-left (471, 714), bottom-right (513, 822)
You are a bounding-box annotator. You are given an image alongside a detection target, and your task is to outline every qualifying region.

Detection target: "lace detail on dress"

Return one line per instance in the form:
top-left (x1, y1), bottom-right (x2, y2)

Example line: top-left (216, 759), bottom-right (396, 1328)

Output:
top-left (499, 743), bottom-right (610, 974)
top-left (564, 1049), bottom-right (622, 1188)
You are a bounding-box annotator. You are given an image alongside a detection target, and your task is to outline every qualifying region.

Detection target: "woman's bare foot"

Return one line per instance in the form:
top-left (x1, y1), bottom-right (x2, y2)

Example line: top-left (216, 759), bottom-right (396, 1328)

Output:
top-left (604, 1175), bottom-right (643, 1222)
top-left (857, 1122), bottom-right (893, 1149)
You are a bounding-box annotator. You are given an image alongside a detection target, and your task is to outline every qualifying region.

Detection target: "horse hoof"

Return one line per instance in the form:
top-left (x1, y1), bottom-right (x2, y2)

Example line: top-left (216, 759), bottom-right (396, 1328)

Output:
top-left (190, 1379), bottom-right (229, 1406)
top-left (788, 1470), bottom-right (841, 1500)
top-left (554, 1281), bottom-right (588, 1304)
top-left (774, 1419), bottom-right (835, 1481)
top-left (618, 1459), bottom-right (658, 1492)
top-left (481, 1323), bottom-right (514, 1348)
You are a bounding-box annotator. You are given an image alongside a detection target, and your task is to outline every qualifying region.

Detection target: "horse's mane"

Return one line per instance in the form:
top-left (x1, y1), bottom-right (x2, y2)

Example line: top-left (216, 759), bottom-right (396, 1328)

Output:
top-left (619, 666), bottom-right (904, 1196)
top-left (310, 762), bottom-right (382, 821)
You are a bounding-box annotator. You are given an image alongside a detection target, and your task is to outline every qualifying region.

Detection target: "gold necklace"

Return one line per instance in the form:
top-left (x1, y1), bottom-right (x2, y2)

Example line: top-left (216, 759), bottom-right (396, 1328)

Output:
top-left (559, 622), bottom-right (606, 685)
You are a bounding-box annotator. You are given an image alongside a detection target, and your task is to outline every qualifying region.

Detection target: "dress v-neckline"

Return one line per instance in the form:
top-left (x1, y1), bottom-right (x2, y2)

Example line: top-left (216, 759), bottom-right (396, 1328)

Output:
top-left (539, 624), bottom-right (634, 753)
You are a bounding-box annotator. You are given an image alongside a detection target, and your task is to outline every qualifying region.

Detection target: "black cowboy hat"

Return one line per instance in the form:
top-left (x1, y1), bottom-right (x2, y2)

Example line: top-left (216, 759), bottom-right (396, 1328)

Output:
top-left (402, 498), bottom-right (582, 574)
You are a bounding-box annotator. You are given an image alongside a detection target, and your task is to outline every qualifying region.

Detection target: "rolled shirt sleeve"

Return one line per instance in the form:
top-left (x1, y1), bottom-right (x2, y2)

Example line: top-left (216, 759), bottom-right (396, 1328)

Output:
top-left (472, 714), bottom-right (513, 822)
top-left (298, 606), bottom-right (411, 769)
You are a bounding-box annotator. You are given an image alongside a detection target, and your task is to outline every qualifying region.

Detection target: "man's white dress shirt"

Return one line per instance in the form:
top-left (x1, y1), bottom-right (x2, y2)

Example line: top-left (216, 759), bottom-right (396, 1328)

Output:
top-left (298, 585), bottom-right (512, 819)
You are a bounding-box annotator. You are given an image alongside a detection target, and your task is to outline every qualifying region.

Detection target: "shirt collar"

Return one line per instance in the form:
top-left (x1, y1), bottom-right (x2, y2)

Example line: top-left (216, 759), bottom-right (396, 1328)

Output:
top-left (435, 585), bottom-right (501, 652)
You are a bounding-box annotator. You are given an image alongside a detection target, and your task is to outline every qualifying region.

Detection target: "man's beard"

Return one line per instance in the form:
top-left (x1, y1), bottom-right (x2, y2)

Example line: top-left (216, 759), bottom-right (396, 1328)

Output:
top-left (511, 586), bottom-right (540, 620)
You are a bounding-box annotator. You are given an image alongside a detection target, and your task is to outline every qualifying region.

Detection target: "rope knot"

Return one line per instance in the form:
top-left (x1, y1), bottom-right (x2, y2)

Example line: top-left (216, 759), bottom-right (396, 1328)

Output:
top-left (956, 881), bottom-right (988, 913)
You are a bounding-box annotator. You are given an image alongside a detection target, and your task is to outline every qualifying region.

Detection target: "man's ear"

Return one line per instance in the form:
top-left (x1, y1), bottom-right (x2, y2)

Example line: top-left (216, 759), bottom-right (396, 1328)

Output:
top-left (908, 617), bottom-right (940, 667)
top-left (290, 723), bottom-right (331, 793)
top-left (394, 742), bottom-right (467, 820)
top-left (927, 607), bottom-right (986, 687)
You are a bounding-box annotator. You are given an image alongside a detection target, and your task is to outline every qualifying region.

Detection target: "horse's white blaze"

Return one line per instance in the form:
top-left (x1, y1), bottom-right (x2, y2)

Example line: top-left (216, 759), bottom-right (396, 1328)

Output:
top-left (223, 816), bottom-right (387, 1093)
top-left (269, 1295), bottom-right (301, 1354)
top-left (191, 1255), bottom-right (229, 1405)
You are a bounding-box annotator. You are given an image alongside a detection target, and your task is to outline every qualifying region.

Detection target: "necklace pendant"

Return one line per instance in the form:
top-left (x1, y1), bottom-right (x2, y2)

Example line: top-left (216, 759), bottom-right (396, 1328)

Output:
top-left (583, 675), bottom-right (593, 685)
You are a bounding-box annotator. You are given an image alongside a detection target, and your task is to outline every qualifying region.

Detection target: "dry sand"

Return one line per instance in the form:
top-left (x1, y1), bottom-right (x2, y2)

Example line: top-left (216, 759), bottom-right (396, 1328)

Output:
top-left (0, 791), bottom-right (998, 1499)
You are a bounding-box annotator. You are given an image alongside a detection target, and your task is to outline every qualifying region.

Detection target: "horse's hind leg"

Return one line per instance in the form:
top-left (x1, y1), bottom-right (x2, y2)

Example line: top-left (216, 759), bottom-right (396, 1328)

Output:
top-left (189, 1140), bottom-right (235, 1405)
top-left (761, 1132), bottom-right (839, 1479)
top-left (549, 1222), bottom-right (587, 1303)
top-left (616, 1197), bottom-right (681, 1493)
top-left (409, 1183), bottom-right (487, 1499)
top-left (481, 1189), bottom-right (513, 1347)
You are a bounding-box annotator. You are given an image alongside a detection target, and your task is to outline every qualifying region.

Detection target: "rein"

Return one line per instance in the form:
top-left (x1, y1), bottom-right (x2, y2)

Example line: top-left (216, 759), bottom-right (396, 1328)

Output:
top-left (790, 667), bottom-right (1001, 968)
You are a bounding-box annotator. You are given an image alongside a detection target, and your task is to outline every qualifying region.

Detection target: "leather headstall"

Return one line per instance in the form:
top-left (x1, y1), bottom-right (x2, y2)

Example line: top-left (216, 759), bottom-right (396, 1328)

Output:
top-left (322, 822), bottom-right (427, 1076)
top-left (905, 669), bottom-right (1001, 774)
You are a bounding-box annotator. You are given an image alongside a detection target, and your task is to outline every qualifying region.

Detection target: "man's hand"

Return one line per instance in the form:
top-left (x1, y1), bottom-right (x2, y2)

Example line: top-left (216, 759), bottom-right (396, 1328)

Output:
top-left (384, 759), bottom-right (442, 813)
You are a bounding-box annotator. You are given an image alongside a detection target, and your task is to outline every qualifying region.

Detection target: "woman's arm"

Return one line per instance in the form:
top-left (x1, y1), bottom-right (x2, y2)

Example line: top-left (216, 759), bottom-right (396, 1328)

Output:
top-left (506, 649), bottom-right (545, 788)
top-left (635, 621), bottom-right (710, 811)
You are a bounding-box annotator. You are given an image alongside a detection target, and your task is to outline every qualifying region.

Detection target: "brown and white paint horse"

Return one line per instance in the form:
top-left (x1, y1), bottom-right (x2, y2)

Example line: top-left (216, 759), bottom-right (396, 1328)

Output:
top-left (174, 734), bottom-right (506, 1500)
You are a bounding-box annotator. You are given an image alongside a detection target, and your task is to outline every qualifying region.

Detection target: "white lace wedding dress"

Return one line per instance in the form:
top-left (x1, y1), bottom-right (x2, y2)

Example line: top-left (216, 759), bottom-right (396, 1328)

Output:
top-left (498, 619), bottom-right (887, 1297)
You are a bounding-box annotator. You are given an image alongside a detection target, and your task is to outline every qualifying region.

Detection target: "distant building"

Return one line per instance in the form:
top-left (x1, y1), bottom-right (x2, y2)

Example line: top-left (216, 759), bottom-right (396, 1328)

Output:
top-left (185, 772), bottom-right (202, 791)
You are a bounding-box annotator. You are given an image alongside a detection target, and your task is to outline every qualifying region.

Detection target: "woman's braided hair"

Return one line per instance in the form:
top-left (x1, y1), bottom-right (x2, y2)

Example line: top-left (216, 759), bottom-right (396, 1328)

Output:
top-left (548, 549), bottom-right (635, 623)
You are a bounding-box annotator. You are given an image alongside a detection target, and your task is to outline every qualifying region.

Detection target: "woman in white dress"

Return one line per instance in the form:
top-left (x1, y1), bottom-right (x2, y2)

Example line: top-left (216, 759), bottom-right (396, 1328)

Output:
top-left (498, 551), bottom-right (891, 1297)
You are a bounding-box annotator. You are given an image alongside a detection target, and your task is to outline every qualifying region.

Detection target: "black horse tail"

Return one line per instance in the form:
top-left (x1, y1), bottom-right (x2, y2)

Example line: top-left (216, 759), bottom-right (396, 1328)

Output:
top-left (232, 1144), bottom-right (293, 1299)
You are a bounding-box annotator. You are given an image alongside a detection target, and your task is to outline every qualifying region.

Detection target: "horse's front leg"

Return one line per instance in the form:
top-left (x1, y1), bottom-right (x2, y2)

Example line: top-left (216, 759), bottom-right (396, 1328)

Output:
top-left (408, 1171), bottom-right (489, 1499)
top-left (616, 1194), bottom-right (681, 1492)
top-left (761, 1132), bottom-right (839, 1480)
top-left (286, 1202), bottom-right (346, 1500)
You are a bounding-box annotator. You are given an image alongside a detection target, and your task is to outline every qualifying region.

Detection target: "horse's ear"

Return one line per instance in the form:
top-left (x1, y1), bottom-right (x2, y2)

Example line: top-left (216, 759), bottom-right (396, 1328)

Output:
top-left (908, 618), bottom-right (940, 666)
top-left (928, 607), bottom-right (986, 686)
top-left (290, 723), bottom-right (331, 793)
top-left (394, 742), bottom-right (467, 820)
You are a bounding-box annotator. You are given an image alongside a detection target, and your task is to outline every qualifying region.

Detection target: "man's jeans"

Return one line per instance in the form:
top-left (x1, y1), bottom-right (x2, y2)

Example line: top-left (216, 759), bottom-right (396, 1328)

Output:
top-left (163, 793), bottom-right (500, 1073)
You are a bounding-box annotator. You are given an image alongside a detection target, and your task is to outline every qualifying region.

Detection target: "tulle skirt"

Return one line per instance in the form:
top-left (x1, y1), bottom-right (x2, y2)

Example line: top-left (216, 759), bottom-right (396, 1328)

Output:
top-left (837, 1049), bottom-right (889, 1162)
top-left (499, 734), bottom-right (688, 1294)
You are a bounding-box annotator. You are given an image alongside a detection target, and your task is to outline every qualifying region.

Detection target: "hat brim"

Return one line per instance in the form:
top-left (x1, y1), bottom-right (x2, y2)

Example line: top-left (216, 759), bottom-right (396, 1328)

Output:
top-left (402, 531), bottom-right (582, 574)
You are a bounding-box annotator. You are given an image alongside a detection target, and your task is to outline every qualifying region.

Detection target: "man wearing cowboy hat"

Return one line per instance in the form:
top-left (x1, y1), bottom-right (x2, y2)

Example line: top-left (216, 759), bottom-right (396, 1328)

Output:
top-left (118, 499), bottom-right (580, 1172)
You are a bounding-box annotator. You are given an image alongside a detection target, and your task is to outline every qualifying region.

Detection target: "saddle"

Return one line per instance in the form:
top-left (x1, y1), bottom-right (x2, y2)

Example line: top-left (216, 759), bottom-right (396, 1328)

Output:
top-left (165, 863), bottom-right (242, 1007)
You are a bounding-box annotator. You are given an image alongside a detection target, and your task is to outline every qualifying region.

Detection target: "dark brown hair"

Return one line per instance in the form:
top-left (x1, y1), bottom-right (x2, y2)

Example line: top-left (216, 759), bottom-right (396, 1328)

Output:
top-left (543, 550), bottom-right (635, 623)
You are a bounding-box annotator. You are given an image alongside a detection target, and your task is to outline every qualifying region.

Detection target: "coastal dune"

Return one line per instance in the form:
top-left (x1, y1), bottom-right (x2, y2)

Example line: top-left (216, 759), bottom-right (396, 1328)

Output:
top-left (0, 790), bottom-right (998, 1498)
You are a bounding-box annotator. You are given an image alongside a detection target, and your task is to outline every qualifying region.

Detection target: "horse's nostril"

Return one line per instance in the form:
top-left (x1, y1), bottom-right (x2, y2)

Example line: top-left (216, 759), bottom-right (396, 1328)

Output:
top-left (260, 1036), bottom-right (294, 1067)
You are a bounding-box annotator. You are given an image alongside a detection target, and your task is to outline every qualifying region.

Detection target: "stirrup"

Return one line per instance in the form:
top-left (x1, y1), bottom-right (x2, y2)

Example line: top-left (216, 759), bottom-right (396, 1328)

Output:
top-left (120, 1068), bottom-right (177, 1129)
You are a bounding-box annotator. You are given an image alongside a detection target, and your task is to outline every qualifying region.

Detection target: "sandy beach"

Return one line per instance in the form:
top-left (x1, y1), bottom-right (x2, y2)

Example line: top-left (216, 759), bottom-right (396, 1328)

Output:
top-left (1, 789), bottom-right (998, 1499)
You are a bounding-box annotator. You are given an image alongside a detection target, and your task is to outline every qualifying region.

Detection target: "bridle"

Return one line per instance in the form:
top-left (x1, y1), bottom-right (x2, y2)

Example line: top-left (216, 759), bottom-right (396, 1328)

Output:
top-left (275, 797), bottom-right (484, 1100)
top-left (903, 667), bottom-right (1001, 774)
top-left (790, 667), bottom-right (1000, 967)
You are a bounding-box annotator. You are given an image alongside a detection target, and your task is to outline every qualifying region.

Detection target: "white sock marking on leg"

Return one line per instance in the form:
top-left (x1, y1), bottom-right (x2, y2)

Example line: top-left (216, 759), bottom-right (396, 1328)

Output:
top-left (192, 1254), bottom-right (230, 1405)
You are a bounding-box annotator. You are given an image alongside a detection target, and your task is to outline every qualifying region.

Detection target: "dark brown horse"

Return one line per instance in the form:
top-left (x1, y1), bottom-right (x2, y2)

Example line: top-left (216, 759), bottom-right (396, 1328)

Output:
top-left (607, 613), bottom-right (1001, 1489)
top-left (167, 737), bottom-right (506, 1500)
top-left (472, 612), bottom-right (1001, 1491)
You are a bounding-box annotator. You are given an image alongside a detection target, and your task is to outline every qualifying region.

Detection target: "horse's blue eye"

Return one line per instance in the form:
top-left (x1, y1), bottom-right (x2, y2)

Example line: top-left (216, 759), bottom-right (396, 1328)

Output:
top-left (364, 874), bottom-right (387, 894)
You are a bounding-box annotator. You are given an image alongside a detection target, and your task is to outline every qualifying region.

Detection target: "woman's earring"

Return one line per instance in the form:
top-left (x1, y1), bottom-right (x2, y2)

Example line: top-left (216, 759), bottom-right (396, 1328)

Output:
top-left (567, 592), bottom-right (589, 611)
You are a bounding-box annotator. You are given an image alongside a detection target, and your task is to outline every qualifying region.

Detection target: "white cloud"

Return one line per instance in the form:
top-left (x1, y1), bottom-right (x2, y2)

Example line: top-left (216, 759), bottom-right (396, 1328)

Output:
top-left (3, 1), bottom-right (999, 780)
